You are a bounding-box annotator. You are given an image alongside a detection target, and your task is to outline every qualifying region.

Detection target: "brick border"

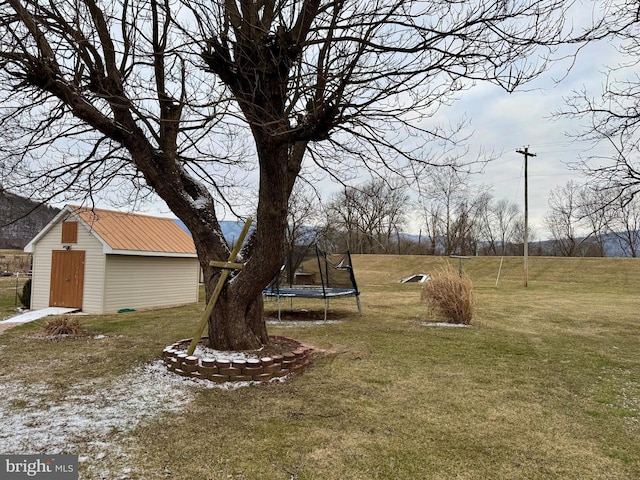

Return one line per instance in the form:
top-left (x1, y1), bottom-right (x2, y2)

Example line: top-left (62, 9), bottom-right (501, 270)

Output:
top-left (162, 336), bottom-right (314, 383)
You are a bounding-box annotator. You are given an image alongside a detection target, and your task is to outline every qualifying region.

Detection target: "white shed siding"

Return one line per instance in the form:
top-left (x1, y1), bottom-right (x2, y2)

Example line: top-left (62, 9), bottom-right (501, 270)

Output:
top-left (30, 236), bottom-right (54, 311)
top-left (76, 225), bottom-right (107, 314)
top-left (103, 255), bottom-right (199, 313)
top-left (30, 218), bottom-right (106, 312)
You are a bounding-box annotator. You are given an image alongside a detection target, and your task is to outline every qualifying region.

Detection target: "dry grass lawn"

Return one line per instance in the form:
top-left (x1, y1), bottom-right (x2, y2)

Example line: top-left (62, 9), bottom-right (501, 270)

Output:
top-left (0, 255), bottom-right (639, 479)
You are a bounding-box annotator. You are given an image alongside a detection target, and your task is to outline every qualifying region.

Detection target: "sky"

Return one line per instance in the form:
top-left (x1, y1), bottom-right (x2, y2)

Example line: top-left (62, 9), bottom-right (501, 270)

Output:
top-left (442, 38), bottom-right (622, 240)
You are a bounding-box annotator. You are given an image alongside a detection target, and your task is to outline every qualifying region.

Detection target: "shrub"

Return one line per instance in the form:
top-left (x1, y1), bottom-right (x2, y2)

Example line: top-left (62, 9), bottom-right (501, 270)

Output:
top-left (43, 316), bottom-right (87, 336)
top-left (18, 278), bottom-right (31, 308)
top-left (421, 267), bottom-right (475, 325)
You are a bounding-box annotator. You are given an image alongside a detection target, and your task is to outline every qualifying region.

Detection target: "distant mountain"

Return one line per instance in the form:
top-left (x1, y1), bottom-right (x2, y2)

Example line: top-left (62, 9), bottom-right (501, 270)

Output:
top-left (0, 192), bottom-right (60, 249)
top-left (531, 233), bottom-right (640, 258)
top-left (602, 233), bottom-right (640, 257)
top-left (174, 219), bottom-right (251, 246)
top-left (174, 219), bottom-right (322, 248)
top-left (218, 220), bottom-right (252, 246)
top-left (401, 232), bottom-right (640, 257)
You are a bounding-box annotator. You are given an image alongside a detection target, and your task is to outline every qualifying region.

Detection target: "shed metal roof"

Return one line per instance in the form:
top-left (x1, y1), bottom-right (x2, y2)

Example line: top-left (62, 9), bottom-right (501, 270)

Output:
top-left (73, 206), bottom-right (196, 255)
top-left (25, 205), bottom-right (197, 257)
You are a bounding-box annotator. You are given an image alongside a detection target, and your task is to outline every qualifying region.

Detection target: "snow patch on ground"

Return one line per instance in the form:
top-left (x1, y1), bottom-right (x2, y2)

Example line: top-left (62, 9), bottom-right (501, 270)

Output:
top-left (0, 362), bottom-right (260, 453)
top-left (0, 360), bottom-right (283, 479)
top-left (192, 344), bottom-right (261, 361)
top-left (419, 322), bottom-right (471, 328)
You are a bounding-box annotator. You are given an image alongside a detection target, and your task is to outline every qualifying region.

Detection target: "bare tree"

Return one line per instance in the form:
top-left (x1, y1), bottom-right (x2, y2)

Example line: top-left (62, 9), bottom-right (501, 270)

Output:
top-left (419, 166), bottom-right (464, 255)
top-left (477, 197), bottom-right (522, 256)
top-left (511, 218), bottom-right (539, 256)
top-left (576, 187), bottom-right (610, 256)
top-left (545, 180), bottom-right (593, 256)
top-left (325, 187), bottom-right (361, 252)
top-left (450, 196), bottom-right (487, 256)
top-left (419, 166), bottom-right (489, 255)
top-left (419, 201), bottom-right (441, 255)
top-left (326, 179), bottom-right (409, 253)
top-left (0, 0), bottom-right (596, 349)
top-left (606, 191), bottom-right (640, 257)
top-left (283, 182), bottom-right (328, 284)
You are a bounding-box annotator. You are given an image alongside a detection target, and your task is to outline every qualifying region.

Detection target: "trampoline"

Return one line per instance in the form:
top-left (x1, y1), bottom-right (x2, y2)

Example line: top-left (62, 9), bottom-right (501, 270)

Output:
top-left (263, 247), bottom-right (362, 321)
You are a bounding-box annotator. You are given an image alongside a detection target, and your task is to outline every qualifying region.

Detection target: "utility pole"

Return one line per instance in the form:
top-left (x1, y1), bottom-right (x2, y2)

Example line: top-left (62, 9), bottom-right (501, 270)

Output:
top-left (516, 146), bottom-right (536, 287)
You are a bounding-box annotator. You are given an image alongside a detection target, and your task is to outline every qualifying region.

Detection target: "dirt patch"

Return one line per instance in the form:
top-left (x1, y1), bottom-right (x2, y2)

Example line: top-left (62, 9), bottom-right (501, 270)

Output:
top-left (0, 322), bottom-right (19, 335)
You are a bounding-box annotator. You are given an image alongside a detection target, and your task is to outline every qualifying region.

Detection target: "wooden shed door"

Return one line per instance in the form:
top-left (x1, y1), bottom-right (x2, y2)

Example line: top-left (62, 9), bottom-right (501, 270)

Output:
top-left (49, 250), bottom-right (85, 308)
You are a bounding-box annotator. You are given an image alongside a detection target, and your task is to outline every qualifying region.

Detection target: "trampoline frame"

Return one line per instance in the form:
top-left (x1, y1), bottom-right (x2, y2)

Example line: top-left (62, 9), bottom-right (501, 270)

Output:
top-left (263, 248), bottom-right (362, 321)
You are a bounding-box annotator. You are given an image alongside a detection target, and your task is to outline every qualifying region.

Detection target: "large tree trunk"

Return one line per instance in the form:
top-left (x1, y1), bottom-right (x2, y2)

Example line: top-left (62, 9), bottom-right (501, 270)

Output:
top-left (133, 154), bottom-right (280, 350)
top-left (184, 138), bottom-right (299, 351)
top-left (192, 223), bottom-right (280, 351)
top-left (207, 281), bottom-right (268, 351)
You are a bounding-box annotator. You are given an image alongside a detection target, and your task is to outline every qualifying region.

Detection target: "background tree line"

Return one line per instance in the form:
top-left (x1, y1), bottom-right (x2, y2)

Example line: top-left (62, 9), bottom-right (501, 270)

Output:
top-left (290, 172), bottom-right (640, 258)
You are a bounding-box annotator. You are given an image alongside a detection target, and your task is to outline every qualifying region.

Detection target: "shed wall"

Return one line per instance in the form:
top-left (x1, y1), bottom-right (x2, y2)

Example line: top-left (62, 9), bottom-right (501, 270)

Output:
top-left (30, 217), bottom-right (106, 313)
top-left (103, 255), bottom-right (199, 313)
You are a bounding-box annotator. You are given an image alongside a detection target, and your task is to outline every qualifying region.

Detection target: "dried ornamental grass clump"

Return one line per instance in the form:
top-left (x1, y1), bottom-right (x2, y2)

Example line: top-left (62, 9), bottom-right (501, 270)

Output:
top-left (421, 267), bottom-right (475, 325)
top-left (43, 315), bottom-right (87, 336)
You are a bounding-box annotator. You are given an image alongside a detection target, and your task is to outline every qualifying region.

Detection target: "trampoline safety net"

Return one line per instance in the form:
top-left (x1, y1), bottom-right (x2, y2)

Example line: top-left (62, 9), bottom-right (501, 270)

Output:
top-left (263, 246), bottom-right (361, 320)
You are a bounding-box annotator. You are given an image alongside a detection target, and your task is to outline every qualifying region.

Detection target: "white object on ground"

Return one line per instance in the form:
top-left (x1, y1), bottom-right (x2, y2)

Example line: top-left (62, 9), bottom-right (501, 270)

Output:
top-left (400, 273), bottom-right (430, 283)
top-left (0, 307), bottom-right (79, 324)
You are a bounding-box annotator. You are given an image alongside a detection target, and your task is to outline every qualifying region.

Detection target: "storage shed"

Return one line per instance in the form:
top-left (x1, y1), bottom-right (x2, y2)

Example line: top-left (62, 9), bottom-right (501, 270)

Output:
top-left (24, 205), bottom-right (200, 314)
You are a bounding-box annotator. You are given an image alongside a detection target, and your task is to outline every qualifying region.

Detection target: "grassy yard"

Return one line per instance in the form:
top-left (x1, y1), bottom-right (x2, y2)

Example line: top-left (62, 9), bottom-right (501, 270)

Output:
top-left (0, 255), bottom-right (639, 479)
